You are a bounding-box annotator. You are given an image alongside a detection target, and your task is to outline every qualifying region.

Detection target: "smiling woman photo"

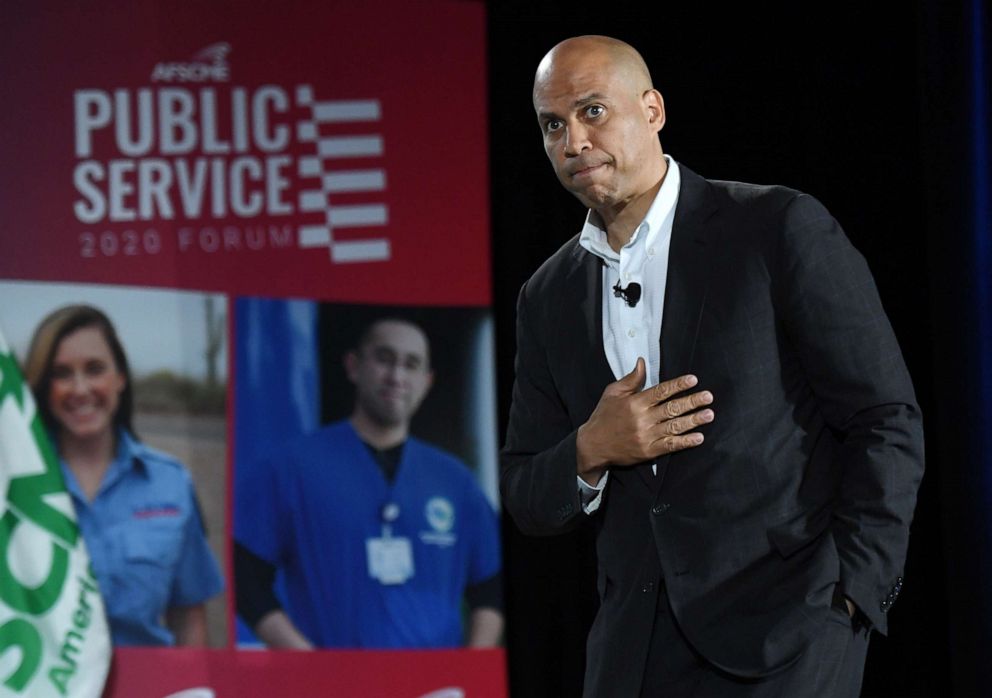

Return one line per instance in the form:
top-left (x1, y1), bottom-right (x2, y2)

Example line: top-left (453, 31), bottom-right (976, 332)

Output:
top-left (23, 304), bottom-right (223, 647)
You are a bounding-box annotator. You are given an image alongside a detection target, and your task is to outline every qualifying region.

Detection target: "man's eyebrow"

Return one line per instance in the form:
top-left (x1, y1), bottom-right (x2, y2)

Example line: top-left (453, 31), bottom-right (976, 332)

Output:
top-left (537, 93), bottom-right (608, 122)
top-left (572, 92), bottom-right (607, 108)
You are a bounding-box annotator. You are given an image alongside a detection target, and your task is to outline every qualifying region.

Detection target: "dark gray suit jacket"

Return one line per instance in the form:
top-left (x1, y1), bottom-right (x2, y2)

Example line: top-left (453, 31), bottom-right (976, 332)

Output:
top-left (501, 165), bottom-right (925, 697)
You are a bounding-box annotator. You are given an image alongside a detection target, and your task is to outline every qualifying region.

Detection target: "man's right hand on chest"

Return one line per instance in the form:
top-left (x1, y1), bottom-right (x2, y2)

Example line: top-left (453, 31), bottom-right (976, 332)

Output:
top-left (576, 357), bottom-right (714, 485)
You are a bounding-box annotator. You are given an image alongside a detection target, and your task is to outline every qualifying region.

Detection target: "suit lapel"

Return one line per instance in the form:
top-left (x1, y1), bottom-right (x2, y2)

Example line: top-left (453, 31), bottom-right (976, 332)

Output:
top-left (661, 166), bottom-right (716, 381)
top-left (654, 165), bottom-right (718, 484)
top-left (570, 245), bottom-right (615, 395)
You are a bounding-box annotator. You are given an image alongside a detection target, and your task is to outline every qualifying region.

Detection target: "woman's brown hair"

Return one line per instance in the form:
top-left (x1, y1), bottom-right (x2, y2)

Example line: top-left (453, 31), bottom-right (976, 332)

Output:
top-left (24, 304), bottom-right (135, 437)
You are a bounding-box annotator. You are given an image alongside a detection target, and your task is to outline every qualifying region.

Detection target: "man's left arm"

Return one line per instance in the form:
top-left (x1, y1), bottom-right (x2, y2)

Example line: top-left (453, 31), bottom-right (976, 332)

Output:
top-left (465, 572), bottom-right (504, 647)
top-left (467, 608), bottom-right (504, 647)
top-left (462, 478), bottom-right (504, 648)
top-left (779, 193), bottom-right (925, 634)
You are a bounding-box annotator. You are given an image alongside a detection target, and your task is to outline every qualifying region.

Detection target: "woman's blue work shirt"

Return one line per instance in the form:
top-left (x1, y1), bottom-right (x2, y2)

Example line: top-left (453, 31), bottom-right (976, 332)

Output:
top-left (60, 430), bottom-right (224, 646)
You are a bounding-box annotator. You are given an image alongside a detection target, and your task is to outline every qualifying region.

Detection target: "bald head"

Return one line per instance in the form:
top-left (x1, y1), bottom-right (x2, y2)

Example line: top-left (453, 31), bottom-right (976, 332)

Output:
top-left (534, 36), bottom-right (654, 102)
top-left (531, 36), bottom-right (667, 220)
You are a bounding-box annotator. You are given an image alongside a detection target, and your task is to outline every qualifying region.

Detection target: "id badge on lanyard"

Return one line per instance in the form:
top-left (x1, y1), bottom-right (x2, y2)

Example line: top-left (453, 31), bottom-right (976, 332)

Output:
top-left (366, 502), bottom-right (414, 585)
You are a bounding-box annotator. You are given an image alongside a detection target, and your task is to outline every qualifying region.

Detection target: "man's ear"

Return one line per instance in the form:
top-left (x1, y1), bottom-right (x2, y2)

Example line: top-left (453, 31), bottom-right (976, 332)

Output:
top-left (643, 89), bottom-right (666, 132)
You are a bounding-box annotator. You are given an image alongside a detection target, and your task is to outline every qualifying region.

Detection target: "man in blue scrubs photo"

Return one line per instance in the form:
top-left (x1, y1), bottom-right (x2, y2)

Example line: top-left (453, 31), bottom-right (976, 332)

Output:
top-left (235, 318), bottom-right (503, 649)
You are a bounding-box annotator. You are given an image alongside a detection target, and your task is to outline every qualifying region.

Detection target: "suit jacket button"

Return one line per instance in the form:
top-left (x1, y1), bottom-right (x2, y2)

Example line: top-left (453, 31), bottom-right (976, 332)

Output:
top-left (651, 503), bottom-right (670, 515)
top-left (642, 581), bottom-right (655, 593)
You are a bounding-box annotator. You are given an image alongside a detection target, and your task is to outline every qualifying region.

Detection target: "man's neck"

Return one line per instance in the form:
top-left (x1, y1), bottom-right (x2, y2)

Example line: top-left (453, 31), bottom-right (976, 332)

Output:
top-left (598, 157), bottom-right (668, 253)
top-left (349, 411), bottom-right (408, 450)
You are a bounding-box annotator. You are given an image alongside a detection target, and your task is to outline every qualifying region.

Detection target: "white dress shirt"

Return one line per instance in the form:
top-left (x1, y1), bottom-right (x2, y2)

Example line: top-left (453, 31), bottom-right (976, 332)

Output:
top-left (576, 157), bottom-right (682, 513)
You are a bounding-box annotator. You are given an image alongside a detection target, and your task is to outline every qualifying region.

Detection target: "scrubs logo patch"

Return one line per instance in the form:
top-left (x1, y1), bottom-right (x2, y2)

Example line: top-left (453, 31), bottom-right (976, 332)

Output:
top-left (425, 497), bottom-right (454, 533)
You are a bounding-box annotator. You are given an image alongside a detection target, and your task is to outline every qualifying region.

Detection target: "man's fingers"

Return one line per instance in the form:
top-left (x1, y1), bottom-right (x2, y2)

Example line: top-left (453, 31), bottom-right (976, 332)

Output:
top-left (641, 409), bottom-right (713, 459)
top-left (649, 432), bottom-right (705, 456)
top-left (648, 389), bottom-right (713, 421)
top-left (635, 373), bottom-right (698, 406)
top-left (656, 408), bottom-right (714, 436)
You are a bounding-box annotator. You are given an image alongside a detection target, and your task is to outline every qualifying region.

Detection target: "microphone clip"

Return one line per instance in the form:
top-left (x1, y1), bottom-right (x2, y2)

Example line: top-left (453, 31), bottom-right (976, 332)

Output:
top-left (613, 280), bottom-right (642, 308)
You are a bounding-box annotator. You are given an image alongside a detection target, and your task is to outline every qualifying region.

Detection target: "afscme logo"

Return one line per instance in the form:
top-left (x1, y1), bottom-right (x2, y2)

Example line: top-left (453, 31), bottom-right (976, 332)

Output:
top-left (151, 42), bottom-right (230, 83)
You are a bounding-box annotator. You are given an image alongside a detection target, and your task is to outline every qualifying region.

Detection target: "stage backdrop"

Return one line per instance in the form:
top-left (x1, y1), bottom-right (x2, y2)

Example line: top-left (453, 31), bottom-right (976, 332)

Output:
top-left (0, 1), bottom-right (506, 696)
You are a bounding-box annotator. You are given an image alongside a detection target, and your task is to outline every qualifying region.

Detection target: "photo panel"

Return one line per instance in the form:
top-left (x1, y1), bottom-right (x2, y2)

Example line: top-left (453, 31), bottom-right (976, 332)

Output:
top-left (233, 298), bottom-right (500, 649)
top-left (0, 279), bottom-right (229, 647)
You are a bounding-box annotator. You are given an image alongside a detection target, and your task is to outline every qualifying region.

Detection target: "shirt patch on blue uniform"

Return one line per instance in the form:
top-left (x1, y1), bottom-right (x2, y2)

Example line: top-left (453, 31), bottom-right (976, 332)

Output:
top-left (425, 497), bottom-right (454, 532)
top-left (421, 497), bottom-right (457, 546)
top-left (133, 505), bottom-right (181, 519)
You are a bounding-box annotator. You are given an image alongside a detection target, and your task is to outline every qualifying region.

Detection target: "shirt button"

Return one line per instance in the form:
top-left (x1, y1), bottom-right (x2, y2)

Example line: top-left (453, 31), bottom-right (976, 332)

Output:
top-left (648, 247), bottom-right (656, 256)
top-left (628, 329), bottom-right (636, 338)
top-left (625, 272), bottom-right (632, 281)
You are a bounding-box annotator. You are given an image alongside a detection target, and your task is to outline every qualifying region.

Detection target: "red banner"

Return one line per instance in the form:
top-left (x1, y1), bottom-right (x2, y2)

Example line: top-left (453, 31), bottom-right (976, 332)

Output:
top-left (2, 4), bottom-right (503, 695)
top-left (0, 1), bottom-right (490, 306)
top-left (105, 648), bottom-right (507, 698)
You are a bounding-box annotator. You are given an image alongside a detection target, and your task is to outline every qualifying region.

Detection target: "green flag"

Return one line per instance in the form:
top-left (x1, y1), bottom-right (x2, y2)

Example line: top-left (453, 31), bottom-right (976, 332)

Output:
top-left (0, 328), bottom-right (111, 697)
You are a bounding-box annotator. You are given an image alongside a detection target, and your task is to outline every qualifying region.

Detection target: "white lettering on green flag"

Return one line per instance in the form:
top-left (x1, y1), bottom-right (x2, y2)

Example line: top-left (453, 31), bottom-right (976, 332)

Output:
top-left (0, 329), bottom-right (111, 697)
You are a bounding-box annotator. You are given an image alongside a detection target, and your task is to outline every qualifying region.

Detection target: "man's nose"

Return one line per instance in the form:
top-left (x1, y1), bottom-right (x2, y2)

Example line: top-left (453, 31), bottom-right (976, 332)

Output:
top-left (563, 122), bottom-right (591, 157)
top-left (385, 363), bottom-right (405, 383)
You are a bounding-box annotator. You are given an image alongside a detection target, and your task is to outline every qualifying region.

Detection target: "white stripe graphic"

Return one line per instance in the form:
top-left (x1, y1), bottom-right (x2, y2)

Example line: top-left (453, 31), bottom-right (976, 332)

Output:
top-left (298, 156), bottom-right (322, 177)
top-left (296, 121), bottom-right (317, 141)
top-left (296, 84), bottom-right (314, 106)
top-left (299, 191), bottom-right (327, 212)
top-left (295, 90), bottom-right (390, 263)
top-left (318, 135), bottom-right (383, 158)
top-left (332, 239), bottom-right (391, 262)
top-left (326, 204), bottom-right (388, 227)
top-left (313, 100), bottom-right (381, 122)
top-left (323, 170), bottom-right (386, 193)
top-left (299, 225), bottom-right (332, 247)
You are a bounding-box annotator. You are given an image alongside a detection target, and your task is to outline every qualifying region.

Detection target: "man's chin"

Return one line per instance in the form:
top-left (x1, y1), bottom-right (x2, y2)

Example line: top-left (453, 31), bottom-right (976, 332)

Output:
top-left (569, 186), bottom-right (616, 210)
top-left (368, 409), bottom-right (407, 429)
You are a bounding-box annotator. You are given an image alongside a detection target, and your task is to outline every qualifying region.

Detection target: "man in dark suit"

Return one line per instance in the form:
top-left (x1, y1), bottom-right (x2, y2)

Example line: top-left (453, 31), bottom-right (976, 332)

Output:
top-left (500, 35), bottom-right (925, 697)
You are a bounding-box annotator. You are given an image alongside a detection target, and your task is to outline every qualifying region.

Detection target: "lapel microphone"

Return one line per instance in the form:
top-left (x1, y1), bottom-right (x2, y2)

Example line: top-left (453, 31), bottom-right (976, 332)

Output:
top-left (613, 280), bottom-right (642, 307)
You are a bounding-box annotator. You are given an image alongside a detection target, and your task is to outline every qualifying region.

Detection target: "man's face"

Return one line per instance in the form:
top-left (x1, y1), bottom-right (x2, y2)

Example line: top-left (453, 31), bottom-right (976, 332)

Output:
top-left (345, 321), bottom-right (434, 428)
top-left (533, 47), bottom-right (664, 210)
